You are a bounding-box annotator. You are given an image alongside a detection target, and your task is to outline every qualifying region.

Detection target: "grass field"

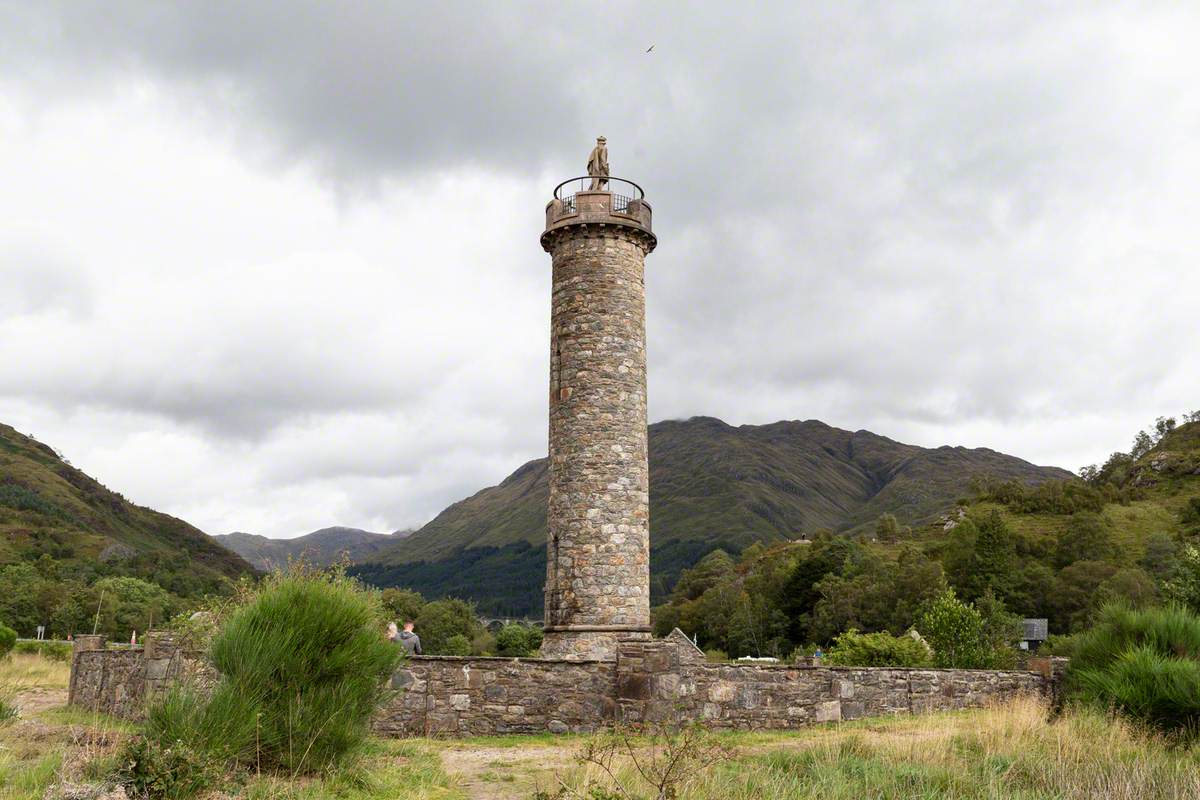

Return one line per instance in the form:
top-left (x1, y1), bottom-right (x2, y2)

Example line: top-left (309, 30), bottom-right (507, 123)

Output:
top-left (3, 654), bottom-right (1199, 800)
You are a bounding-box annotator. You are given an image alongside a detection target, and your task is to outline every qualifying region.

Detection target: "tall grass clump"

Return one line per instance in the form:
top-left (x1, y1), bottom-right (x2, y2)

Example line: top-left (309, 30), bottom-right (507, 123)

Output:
top-left (0, 689), bottom-right (17, 725)
top-left (121, 569), bottom-right (403, 797)
top-left (1066, 602), bottom-right (1200, 738)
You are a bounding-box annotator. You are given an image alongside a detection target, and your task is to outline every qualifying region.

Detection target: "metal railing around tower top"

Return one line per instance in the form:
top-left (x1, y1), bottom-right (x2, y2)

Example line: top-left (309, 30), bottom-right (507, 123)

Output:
top-left (553, 176), bottom-right (645, 215)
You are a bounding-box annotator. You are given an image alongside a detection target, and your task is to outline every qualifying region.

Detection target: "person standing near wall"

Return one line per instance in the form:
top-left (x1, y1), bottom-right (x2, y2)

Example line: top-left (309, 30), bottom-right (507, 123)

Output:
top-left (396, 619), bottom-right (422, 656)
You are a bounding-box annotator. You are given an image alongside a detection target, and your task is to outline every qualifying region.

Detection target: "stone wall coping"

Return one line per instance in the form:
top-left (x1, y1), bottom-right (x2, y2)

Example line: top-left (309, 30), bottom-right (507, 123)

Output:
top-left (70, 648), bottom-right (1048, 677)
top-left (406, 655), bottom-right (614, 666)
top-left (699, 662), bottom-right (1046, 675)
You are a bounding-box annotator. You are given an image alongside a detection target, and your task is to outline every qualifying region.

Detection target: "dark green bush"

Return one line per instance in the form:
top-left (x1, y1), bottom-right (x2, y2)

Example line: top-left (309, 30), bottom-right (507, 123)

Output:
top-left (822, 629), bottom-right (932, 667)
top-left (414, 598), bottom-right (482, 654)
top-left (495, 623), bottom-right (542, 657)
top-left (142, 683), bottom-right (259, 768)
top-left (127, 570), bottom-right (404, 799)
top-left (206, 571), bottom-right (403, 773)
top-left (442, 633), bottom-right (472, 656)
top-left (1041, 633), bottom-right (1081, 658)
top-left (0, 483), bottom-right (65, 518)
top-left (0, 624), bottom-right (15, 658)
top-left (1066, 603), bottom-right (1200, 738)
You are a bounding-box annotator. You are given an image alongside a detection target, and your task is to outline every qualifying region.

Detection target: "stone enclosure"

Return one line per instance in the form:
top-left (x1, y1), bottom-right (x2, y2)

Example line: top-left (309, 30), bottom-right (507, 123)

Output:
top-left (69, 630), bottom-right (1057, 736)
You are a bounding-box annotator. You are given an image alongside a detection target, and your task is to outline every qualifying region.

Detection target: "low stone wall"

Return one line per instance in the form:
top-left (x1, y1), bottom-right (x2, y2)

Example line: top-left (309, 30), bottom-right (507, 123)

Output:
top-left (616, 638), bottom-right (1048, 728)
top-left (69, 630), bottom-right (1055, 734)
top-left (69, 646), bottom-right (145, 718)
top-left (68, 634), bottom-right (211, 718)
top-left (375, 656), bottom-right (618, 736)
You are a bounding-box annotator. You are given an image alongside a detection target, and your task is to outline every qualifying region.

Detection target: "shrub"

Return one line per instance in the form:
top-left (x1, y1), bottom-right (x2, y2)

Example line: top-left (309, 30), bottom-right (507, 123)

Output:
top-left (129, 569), bottom-right (404, 797)
top-left (415, 598), bottom-right (481, 654)
top-left (1181, 497), bottom-right (1200, 529)
top-left (206, 570), bottom-right (403, 773)
top-left (823, 629), bottom-right (932, 668)
top-left (379, 587), bottom-right (426, 625)
top-left (1164, 545), bottom-right (1200, 614)
top-left (1041, 633), bottom-right (1081, 658)
top-left (0, 686), bottom-right (16, 725)
top-left (0, 700), bottom-right (15, 725)
top-left (0, 624), bottom-right (15, 658)
top-left (442, 634), bottom-right (471, 656)
top-left (141, 683), bottom-right (260, 769)
top-left (917, 588), bottom-right (1016, 669)
top-left (117, 734), bottom-right (216, 800)
top-left (495, 623), bottom-right (541, 657)
top-left (1065, 603), bottom-right (1200, 738)
top-left (560, 720), bottom-right (736, 800)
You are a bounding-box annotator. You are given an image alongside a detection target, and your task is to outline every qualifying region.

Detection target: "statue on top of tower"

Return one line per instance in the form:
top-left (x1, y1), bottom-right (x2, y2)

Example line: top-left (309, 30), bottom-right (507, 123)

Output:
top-left (587, 136), bottom-right (609, 190)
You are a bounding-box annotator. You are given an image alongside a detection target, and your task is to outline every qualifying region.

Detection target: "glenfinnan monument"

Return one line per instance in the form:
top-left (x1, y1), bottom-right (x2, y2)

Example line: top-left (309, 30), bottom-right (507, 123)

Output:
top-left (539, 140), bottom-right (657, 661)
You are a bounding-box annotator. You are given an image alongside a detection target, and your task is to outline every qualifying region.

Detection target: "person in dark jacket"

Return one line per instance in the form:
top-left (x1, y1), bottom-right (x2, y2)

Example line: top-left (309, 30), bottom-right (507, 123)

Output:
top-left (396, 619), bottom-right (422, 656)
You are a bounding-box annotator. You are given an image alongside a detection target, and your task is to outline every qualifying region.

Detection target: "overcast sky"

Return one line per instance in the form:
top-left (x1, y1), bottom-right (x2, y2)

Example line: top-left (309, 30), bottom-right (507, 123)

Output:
top-left (2, 2), bottom-right (1197, 538)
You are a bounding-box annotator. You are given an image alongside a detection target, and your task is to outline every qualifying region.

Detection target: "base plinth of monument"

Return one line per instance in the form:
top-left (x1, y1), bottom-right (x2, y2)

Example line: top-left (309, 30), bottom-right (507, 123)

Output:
top-left (539, 627), bottom-right (651, 661)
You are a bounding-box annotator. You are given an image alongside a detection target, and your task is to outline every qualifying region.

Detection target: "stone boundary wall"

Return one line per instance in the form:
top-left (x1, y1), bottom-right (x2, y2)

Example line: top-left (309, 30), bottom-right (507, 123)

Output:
top-left (69, 631), bottom-right (1058, 735)
top-left (375, 656), bottom-right (618, 736)
top-left (68, 634), bottom-right (213, 718)
top-left (615, 638), bottom-right (1050, 729)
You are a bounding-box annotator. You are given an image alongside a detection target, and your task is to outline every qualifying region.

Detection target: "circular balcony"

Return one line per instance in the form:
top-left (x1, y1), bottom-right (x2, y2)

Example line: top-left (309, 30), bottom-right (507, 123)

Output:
top-left (542, 176), bottom-right (655, 252)
top-left (554, 176), bottom-right (645, 214)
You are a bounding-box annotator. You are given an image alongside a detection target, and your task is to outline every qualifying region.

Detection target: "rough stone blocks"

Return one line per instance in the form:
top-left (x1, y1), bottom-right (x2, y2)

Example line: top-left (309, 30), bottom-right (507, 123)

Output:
top-left (541, 203), bottom-right (656, 660)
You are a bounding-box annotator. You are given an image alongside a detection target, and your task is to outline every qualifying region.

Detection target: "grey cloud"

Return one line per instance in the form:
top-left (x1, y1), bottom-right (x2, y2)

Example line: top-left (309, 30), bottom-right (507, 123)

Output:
top-left (0, 251), bottom-right (93, 318)
top-left (2, 2), bottom-right (1198, 534)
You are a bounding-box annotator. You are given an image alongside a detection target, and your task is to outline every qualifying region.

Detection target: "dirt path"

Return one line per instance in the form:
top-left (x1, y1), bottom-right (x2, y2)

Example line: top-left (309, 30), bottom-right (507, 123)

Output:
top-left (439, 744), bottom-right (576, 799)
top-left (13, 686), bottom-right (68, 716)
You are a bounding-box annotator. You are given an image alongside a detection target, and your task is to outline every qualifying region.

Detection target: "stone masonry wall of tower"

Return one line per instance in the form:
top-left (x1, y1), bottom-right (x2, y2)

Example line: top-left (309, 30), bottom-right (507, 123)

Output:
top-left (540, 193), bottom-right (656, 661)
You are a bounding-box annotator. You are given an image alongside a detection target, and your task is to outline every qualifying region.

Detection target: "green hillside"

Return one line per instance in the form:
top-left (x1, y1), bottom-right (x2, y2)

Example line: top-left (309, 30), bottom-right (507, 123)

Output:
top-left (351, 416), bottom-right (1070, 615)
top-left (650, 416), bottom-right (1200, 658)
top-left (0, 423), bottom-right (256, 636)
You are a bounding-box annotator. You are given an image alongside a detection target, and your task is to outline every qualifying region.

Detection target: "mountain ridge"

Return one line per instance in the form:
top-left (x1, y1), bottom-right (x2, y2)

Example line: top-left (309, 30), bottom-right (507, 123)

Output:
top-left (214, 526), bottom-right (414, 571)
top-left (350, 416), bottom-right (1070, 614)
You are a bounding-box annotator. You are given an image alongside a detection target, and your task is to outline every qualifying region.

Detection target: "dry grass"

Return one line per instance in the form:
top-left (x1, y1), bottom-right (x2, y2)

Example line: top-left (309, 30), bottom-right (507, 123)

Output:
top-left (0, 654), bottom-right (71, 694)
top-left (0, 652), bottom-right (110, 800)
top-left (547, 697), bottom-right (1200, 800)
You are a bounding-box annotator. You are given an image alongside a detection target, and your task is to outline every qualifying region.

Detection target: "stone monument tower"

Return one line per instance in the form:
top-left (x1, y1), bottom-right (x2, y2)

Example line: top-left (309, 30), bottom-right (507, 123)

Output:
top-left (539, 145), bottom-right (657, 661)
